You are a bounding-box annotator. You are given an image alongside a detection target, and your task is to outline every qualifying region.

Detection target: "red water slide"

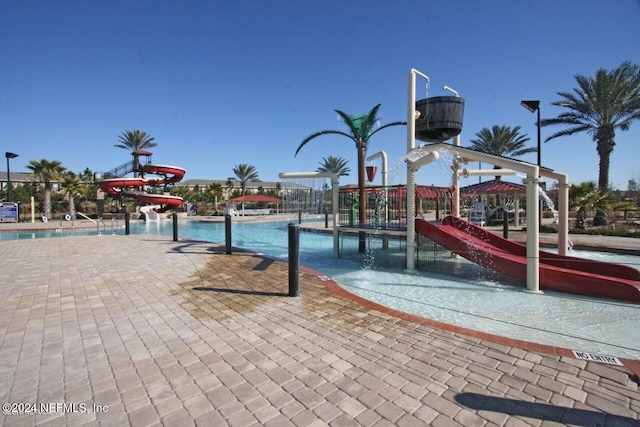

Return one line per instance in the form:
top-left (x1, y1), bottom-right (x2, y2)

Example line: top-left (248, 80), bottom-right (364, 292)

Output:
top-left (416, 216), bottom-right (640, 304)
top-left (98, 164), bottom-right (185, 208)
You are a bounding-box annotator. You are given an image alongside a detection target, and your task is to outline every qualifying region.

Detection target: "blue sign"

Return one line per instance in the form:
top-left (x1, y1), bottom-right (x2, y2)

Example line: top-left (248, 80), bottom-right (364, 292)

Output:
top-left (0, 203), bottom-right (18, 222)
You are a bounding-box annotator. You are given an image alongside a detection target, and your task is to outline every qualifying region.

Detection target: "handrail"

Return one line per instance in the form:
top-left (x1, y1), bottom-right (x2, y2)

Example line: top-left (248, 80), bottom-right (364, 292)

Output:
top-left (76, 212), bottom-right (97, 224)
top-left (111, 217), bottom-right (119, 234)
top-left (97, 217), bottom-right (107, 235)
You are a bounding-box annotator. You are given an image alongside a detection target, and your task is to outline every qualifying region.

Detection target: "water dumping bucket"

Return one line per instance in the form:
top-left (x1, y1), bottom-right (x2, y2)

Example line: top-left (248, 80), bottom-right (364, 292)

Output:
top-left (415, 96), bottom-right (465, 142)
top-left (366, 166), bottom-right (378, 182)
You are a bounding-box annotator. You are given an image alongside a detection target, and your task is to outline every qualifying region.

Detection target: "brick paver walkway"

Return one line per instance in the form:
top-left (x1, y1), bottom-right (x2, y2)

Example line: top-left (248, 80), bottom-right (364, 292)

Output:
top-left (0, 235), bottom-right (638, 426)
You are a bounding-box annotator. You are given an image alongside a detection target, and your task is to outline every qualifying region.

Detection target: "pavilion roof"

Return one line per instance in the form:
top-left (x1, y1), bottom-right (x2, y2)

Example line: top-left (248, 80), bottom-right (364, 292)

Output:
top-left (460, 179), bottom-right (526, 195)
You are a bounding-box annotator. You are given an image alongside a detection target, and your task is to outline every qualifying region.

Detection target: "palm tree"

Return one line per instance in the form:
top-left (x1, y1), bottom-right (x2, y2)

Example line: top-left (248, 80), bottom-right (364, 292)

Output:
top-left (61, 172), bottom-right (84, 219)
top-left (205, 182), bottom-right (223, 213)
top-left (232, 164), bottom-right (259, 196)
top-left (570, 181), bottom-right (610, 227)
top-left (316, 156), bottom-right (351, 178)
top-left (468, 125), bottom-right (536, 179)
top-left (295, 104), bottom-right (405, 252)
top-left (541, 61), bottom-right (640, 190)
top-left (26, 159), bottom-right (67, 220)
top-left (115, 130), bottom-right (157, 175)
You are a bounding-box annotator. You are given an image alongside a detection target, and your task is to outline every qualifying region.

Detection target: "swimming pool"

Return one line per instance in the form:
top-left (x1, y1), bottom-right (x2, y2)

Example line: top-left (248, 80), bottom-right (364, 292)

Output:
top-left (4, 217), bottom-right (640, 359)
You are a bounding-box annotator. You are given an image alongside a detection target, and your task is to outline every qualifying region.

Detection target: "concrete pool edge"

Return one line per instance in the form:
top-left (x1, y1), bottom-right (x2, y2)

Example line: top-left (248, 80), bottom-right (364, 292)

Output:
top-left (296, 264), bottom-right (640, 381)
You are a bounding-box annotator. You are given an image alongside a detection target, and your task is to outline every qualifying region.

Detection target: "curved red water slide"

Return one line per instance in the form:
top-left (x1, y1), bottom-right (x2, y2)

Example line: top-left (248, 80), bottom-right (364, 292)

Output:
top-left (416, 216), bottom-right (640, 304)
top-left (98, 164), bottom-right (185, 208)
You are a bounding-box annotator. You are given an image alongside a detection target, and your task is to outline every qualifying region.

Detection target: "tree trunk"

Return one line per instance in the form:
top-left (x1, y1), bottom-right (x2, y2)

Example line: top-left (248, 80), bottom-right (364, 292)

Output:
top-left (43, 189), bottom-right (51, 220)
top-left (357, 141), bottom-right (367, 253)
top-left (597, 146), bottom-right (612, 190)
top-left (596, 127), bottom-right (614, 190)
top-left (69, 195), bottom-right (76, 219)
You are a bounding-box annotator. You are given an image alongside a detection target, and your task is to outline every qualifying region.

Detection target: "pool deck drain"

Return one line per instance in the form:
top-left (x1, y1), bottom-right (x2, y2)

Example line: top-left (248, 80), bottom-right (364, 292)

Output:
top-left (0, 231), bottom-right (638, 425)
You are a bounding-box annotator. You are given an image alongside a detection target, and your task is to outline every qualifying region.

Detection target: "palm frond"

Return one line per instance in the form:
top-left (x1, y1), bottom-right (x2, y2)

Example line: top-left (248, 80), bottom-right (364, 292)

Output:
top-left (295, 130), bottom-right (354, 156)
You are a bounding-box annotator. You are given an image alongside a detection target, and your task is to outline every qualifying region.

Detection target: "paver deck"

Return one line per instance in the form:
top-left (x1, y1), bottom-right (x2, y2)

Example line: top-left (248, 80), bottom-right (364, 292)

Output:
top-left (0, 233), bottom-right (638, 426)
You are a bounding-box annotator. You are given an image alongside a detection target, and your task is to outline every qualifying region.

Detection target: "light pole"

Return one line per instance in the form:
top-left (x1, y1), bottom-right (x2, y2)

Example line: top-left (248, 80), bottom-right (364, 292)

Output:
top-left (5, 152), bottom-right (18, 202)
top-left (521, 100), bottom-right (541, 232)
top-left (520, 100), bottom-right (541, 167)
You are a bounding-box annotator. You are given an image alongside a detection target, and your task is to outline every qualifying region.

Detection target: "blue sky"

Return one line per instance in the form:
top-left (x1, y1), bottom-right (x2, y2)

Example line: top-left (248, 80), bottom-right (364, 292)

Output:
top-left (1, 0), bottom-right (639, 190)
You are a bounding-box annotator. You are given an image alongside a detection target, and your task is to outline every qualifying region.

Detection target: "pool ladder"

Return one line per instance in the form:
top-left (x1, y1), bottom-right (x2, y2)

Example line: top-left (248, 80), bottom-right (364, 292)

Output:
top-left (97, 217), bottom-right (120, 235)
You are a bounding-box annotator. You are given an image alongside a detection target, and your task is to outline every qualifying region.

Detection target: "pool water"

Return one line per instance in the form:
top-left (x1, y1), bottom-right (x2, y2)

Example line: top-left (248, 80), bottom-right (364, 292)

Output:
top-left (4, 218), bottom-right (640, 359)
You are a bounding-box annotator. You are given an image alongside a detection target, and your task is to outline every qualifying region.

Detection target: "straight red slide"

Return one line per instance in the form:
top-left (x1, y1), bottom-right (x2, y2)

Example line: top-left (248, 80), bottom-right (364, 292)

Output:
top-left (416, 216), bottom-right (640, 304)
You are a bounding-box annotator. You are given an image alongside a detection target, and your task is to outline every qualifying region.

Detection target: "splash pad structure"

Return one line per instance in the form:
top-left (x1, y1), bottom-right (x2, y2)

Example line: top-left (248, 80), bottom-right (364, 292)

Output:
top-left (405, 68), bottom-right (640, 303)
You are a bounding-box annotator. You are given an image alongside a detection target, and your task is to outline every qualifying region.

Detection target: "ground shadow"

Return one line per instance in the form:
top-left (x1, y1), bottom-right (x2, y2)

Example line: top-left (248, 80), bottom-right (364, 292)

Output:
top-left (455, 392), bottom-right (636, 425)
top-left (193, 287), bottom-right (288, 297)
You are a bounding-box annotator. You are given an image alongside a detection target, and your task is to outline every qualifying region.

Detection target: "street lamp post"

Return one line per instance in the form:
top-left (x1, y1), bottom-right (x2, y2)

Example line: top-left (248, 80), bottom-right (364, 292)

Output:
top-left (5, 152), bottom-right (19, 202)
top-left (520, 100), bottom-right (541, 167)
top-left (521, 101), bottom-right (541, 232)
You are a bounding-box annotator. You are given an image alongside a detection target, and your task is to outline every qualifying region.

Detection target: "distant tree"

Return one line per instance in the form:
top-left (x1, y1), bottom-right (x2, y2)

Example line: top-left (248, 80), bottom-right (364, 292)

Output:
top-left (205, 182), bottom-right (223, 211)
top-left (468, 125), bottom-right (536, 180)
top-left (316, 156), bottom-right (350, 177)
top-left (60, 172), bottom-right (84, 218)
top-left (115, 130), bottom-right (157, 174)
top-left (233, 164), bottom-right (259, 196)
top-left (26, 159), bottom-right (67, 220)
top-left (295, 104), bottom-right (405, 252)
top-left (541, 61), bottom-right (640, 190)
top-left (570, 181), bottom-right (610, 228)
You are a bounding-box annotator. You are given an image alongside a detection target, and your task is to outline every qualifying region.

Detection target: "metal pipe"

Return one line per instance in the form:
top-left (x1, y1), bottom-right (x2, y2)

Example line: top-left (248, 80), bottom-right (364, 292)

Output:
top-left (366, 151), bottom-right (388, 188)
top-left (458, 168), bottom-right (516, 177)
top-left (367, 151), bottom-right (389, 226)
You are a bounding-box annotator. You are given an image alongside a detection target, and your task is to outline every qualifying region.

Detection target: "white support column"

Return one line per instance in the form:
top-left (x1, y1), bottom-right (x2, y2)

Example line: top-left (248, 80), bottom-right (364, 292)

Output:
top-left (556, 179), bottom-right (569, 256)
top-left (452, 135), bottom-right (460, 218)
top-left (541, 170), bottom-right (570, 257)
top-left (406, 168), bottom-right (417, 270)
top-left (406, 70), bottom-right (418, 270)
top-left (405, 69), bottom-right (431, 270)
top-left (524, 173), bottom-right (541, 293)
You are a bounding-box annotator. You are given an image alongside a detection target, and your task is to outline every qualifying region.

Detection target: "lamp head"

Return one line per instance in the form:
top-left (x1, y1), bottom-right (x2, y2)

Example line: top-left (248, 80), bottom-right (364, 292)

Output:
top-left (5, 152), bottom-right (18, 159)
top-left (521, 100), bottom-right (540, 113)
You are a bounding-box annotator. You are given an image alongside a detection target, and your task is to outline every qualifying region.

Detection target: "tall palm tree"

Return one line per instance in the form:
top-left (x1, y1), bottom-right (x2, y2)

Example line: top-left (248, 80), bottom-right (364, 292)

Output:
top-left (295, 104), bottom-right (405, 252)
top-left (541, 61), bottom-right (640, 190)
top-left (316, 156), bottom-right (351, 178)
top-left (232, 163), bottom-right (259, 196)
top-left (115, 130), bottom-right (157, 175)
top-left (26, 159), bottom-right (67, 220)
top-left (468, 125), bottom-right (536, 180)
